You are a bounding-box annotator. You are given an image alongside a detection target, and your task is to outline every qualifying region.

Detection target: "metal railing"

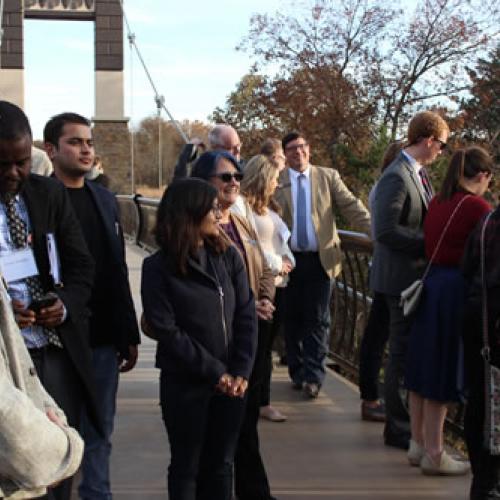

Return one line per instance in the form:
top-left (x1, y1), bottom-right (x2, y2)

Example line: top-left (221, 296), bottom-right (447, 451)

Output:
top-left (117, 194), bottom-right (464, 437)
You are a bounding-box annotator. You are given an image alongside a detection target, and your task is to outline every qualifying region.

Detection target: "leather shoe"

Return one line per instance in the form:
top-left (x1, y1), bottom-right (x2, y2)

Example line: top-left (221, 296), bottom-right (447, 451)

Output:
top-left (304, 382), bottom-right (320, 399)
top-left (361, 401), bottom-right (386, 422)
top-left (420, 451), bottom-right (470, 476)
top-left (260, 405), bottom-right (287, 422)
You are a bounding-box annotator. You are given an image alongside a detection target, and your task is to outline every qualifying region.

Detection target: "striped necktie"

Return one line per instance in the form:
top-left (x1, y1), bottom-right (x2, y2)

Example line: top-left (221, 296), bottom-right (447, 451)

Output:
top-left (3, 195), bottom-right (63, 348)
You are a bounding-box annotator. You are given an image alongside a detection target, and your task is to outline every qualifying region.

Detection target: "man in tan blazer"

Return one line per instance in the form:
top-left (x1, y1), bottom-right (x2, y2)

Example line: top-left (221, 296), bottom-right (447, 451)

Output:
top-left (275, 132), bottom-right (371, 398)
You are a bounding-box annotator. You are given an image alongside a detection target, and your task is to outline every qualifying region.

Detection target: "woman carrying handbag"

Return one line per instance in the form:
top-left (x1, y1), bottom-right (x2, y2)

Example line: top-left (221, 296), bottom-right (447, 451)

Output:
top-left (405, 147), bottom-right (493, 475)
top-left (462, 193), bottom-right (500, 499)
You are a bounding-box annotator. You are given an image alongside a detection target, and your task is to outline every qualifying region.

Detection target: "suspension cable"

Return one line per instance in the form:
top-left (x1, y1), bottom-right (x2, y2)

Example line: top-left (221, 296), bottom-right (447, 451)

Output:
top-left (128, 31), bottom-right (135, 194)
top-left (118, 0), bottom-right (189, 144)
top-left (0, 0), bottom-right (5, 68)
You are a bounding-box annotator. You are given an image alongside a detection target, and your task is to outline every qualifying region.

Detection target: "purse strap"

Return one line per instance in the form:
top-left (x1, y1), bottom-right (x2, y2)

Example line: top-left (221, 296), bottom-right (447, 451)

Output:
top-left (421, 194), bottom-right (471, 283)
top-left (481, 211), bottom-right (494, 361)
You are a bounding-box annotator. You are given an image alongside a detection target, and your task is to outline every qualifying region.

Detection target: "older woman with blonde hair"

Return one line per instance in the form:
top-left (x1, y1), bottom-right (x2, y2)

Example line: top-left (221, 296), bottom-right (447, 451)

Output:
top-left (241, 154), bottom-right (295, 423)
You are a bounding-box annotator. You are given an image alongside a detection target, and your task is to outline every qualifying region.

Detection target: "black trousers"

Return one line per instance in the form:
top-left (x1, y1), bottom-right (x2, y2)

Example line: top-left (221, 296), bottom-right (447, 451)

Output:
top-left (359, 292), bottom-right (390, 401)
top-left (30, 345), bottom-right (84, 500)
top-left (464, 307), bottom-right (500, 500)
top-left (235, 320), bottom-right (274, 500)
top-left (382, 295), bottom-right (412, 448)
top-left (160, 373), bottom-right (246, 500)
top-left (261, 288), bottom-right (285, 407)
top-left (284, 252), bottom-right (331, 386)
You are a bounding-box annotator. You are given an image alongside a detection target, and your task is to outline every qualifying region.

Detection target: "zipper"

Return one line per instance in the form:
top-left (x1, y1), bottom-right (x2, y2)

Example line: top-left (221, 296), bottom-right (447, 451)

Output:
top-left (207, 255), bottom-right (229, 357)
top-left (217, 285), bottom-right (229, 354)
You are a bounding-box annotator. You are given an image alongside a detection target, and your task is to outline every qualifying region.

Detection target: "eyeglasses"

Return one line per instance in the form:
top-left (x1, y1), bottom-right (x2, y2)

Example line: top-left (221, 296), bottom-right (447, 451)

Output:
top-left (211, 204), bottom-right (222, 215)
top-left (434, 138), bottom-right (447, 151)
top-left (210, 172), bottom-right (243, 183)
top-left (284, 142), bottom-right (308, 152)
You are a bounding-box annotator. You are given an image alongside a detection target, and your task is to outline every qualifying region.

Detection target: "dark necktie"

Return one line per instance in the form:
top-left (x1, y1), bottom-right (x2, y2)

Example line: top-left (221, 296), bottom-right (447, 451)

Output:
top-left (297, 174), bottom-right (309, 250)
top-left (3, 195), bottom-right (62, 347)
top-left (419, 167), bottom-right (433, 203)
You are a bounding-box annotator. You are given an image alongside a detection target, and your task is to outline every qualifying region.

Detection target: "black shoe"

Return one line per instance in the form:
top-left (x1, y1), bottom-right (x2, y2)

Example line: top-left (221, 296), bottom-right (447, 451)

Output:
top-left (361, 401), bottom-right (386, 422)
top-left (384, 433), bottom-right (410, 450)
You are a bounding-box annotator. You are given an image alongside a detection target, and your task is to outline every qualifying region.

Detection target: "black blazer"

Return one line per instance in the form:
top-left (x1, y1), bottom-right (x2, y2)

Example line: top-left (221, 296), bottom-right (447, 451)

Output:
top-left (84, 181), bottom-right (140, 356)
top-left (141, 245), bottom-right (257, 384)
top-left (20, 174), bottom-right (101, 431)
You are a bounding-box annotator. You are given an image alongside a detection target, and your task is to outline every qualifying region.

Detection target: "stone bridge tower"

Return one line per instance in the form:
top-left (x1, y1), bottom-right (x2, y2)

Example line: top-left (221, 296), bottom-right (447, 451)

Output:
top-left (0, 0), bottom-right (131, 193)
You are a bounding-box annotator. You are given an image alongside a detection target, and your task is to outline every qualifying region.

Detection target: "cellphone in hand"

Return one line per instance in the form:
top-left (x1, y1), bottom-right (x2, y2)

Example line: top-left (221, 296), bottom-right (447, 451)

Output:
top-left (28, 292), bottom-right (58, 313)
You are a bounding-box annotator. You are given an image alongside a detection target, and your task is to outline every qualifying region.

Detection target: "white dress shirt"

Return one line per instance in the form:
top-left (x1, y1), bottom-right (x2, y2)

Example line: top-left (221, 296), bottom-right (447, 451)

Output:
top-left (288, 166), bottom-right (319, 252)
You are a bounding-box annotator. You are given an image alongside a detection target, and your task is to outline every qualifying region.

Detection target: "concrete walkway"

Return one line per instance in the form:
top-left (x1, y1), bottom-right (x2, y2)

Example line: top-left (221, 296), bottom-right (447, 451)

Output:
top-left (109, 244), bottom-right (471, 499)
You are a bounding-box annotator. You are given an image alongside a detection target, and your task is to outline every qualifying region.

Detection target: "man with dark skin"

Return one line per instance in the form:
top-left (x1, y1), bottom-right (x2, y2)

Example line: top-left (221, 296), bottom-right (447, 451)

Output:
top-left (44, 112), bottom-right (140, 500)
top-left (0, 101), bottom-right (97, 500)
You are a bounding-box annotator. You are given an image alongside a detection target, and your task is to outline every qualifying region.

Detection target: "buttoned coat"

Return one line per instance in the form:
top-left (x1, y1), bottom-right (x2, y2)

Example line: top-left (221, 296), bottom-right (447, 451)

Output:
top-left (0, 280), bottom-right (83, 499)
top-left (370, 152), bottom-right (428, 295)
top-left (275, 165), bottom-right (371, 279)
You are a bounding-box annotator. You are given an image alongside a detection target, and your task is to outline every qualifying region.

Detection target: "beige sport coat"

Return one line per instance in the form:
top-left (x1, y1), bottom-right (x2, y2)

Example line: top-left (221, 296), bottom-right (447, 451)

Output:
top-left (275, 165), bottom-right (371, 279)
top-left (0, 279), bottom-right (83, 499)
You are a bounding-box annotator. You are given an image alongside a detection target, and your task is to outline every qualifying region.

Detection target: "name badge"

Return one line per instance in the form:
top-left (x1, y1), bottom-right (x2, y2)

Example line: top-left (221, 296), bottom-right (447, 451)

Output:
top-left (0, 247), bottom-right (39, 284)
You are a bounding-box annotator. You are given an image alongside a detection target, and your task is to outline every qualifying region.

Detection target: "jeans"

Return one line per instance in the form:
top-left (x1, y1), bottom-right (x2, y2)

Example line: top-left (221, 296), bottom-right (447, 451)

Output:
top-left (359, 292), bottom-right (390, 401)
top-left (382, 295), bottom-right (412, 447)
top-left (284, 252), bottom-right (332, 386)
top-left (79, 346), bottom-right (119, 500)
top-left (160, 372), bottom-right (246, 500)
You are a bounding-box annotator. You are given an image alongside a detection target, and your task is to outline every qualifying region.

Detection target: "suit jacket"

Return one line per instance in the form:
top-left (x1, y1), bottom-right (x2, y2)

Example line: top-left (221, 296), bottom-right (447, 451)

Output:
top-left (275, 165), bottom-right (371, 279)
top-left (19, 174), bottom-right (101, 432)
top-left (83, 181), bottom-right (140, 356)
top-left (370, 152), bottom-right (427, 295)
top-left (0, 279), bottom-right (83, 499)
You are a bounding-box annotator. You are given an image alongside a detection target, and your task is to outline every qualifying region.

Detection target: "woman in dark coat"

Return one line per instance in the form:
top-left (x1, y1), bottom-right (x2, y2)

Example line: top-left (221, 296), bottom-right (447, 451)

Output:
top-left (462, 202), bottom-right (500, 499)
top-left (141, 178), bottom-right (257, 500)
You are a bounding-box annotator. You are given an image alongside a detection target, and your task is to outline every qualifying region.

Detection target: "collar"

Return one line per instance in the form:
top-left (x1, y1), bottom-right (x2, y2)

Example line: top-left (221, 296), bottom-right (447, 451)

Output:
top-left (401, 150), bottom-right (423, 173)
top-left (288, 165), bottom-right (311, 180)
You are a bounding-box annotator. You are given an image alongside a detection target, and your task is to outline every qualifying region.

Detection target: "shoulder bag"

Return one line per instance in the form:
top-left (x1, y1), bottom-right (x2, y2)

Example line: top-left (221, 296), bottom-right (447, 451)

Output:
top-left (400, 194), bottom-right (470, 317)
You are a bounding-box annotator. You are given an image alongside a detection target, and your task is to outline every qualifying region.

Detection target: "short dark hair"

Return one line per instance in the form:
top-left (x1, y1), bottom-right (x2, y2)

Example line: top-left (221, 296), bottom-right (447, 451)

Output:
top-left (439, 146), bottom-right (494, 201)
top-left (43, 112), bottom-right (91, 146)
top-left (0, 101), bottom-right (32, 141)
top-left (282, 131), bottom-right (305, 150)
top-left (155, 178), bottom-right (228, 274)
top-left (190, 151), bottom-right (241, 181)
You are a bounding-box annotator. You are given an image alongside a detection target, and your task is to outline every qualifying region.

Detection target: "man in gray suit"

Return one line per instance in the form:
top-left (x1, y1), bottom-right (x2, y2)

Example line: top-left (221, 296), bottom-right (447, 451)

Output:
top-left (370, 111), bottom-right (449, 449)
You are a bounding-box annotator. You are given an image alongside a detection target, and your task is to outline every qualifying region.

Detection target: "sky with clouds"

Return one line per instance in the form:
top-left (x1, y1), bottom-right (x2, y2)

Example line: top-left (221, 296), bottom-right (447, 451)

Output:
top-left (23, 0), bottom-right (287, 139)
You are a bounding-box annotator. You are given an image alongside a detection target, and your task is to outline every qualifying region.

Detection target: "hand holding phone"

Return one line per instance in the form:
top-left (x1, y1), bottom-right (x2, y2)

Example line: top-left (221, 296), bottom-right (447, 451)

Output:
top-left (28, 292), bottom-right (59, 313)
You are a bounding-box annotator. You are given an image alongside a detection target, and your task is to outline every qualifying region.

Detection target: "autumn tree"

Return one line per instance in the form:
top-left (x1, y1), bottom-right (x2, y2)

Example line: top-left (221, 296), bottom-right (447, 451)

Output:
top-left (132, 117), bottom-right (210, 189)
top-left (460, 45), bottom-right (500, 159)
top-left (220, 0), bottom-right (499, 147)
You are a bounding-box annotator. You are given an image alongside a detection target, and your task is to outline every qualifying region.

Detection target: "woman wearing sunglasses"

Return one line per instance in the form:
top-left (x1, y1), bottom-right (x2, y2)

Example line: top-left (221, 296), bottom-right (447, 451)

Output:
top-left (141, 178), bottom-right (257, 500)
top-left (191, 151), bottom-right (277, 500)
top-left (405, 146), bottom-right (493, 475)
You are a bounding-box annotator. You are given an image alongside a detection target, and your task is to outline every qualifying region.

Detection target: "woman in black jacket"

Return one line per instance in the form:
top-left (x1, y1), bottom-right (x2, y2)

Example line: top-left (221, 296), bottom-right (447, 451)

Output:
top-left (141, 178), bottom-right (257, 500)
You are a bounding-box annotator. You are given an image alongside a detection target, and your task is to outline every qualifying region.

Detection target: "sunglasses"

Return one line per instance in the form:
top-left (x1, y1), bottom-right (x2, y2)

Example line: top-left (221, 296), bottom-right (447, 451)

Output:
top-left (210, 172), bottom-right (243, 183)
top-left (434, 139), bottom-right (447, 151)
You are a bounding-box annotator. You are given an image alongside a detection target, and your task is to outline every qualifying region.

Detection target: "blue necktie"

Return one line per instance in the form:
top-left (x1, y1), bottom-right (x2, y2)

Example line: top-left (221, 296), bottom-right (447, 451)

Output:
top-left (297, 174), bottom-right (309, 250)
